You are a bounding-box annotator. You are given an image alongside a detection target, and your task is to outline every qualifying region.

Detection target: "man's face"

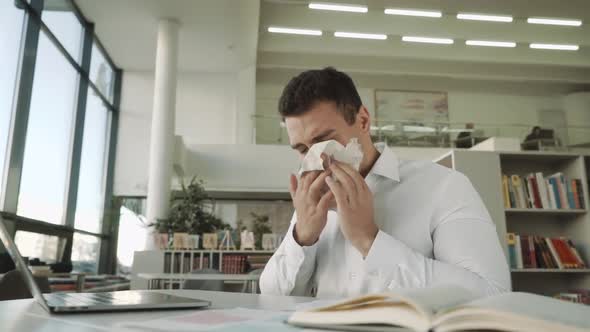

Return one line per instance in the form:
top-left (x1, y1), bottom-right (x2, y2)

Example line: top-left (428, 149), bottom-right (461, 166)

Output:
top-left (285, 101), bottom-right (360, 159)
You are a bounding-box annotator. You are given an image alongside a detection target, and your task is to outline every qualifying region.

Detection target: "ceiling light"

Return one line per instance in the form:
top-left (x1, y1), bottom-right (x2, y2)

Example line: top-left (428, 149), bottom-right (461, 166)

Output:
top-left (334, 31), bottom-right (387, 40)
top-left (466, 40), bottom-right (516, 48)
top-left (308, 3), bottom-right (368, 13)
top-left (529, 43), bottom-right (579, 51)
top-left (267, 26), bottom-right (322, 36)
top-left (402, 36), bottom-right (453, 44)
top-left (527, 17), bottom-right (582, 27)
top-left (457, 13), bottom-right (513, 23)
top-left (384, 8), bottom-right (442, 18)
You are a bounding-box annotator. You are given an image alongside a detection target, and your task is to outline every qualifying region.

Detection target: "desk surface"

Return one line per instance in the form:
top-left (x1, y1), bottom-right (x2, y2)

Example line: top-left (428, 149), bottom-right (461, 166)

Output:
top-left (0, 290), bottom-right (312, 332)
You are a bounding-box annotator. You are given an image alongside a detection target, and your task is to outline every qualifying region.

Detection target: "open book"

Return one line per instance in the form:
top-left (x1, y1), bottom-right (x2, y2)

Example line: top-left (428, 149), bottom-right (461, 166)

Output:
top-left (287, 285), bottom-right (590, 332)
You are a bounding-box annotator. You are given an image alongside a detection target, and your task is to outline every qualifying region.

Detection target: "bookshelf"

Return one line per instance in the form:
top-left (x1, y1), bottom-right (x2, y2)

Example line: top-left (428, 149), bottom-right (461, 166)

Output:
top-left (511, 269), bottom-right (590, 273)
top-left (131, 249), bottom-right (275, 290)
top-left (505, 208), bottom-right (587, 215)
top-left (436, 150), bottom-right (590, 296)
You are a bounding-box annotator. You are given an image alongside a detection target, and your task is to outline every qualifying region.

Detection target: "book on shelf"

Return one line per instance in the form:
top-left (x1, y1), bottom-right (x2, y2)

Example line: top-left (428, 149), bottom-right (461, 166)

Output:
top-left (221, 254), bottom-right (248, 274)
top-left (502, 173), bottom-right (585, 210)
top-left (506, 233), bottom-right (586, 270)
top-left (287, 285), bottom-right (590, 332)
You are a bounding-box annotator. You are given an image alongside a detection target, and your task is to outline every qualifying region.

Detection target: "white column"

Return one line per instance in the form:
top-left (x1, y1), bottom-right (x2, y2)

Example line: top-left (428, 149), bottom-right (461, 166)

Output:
top-left (145, 19), bottom-right (179, 249)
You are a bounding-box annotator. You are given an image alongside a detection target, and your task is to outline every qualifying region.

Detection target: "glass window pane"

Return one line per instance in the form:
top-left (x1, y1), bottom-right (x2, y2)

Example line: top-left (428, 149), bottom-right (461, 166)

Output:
top-left (14, 230), bottom-right (64, 263)
top-left (41, 0), bottom-right (83, 63)
top-left (71, 233), bottom-right (100, 273)
top-left (74, 89), bottom-right (110, 233)
top-left (17, 30), bottom-right (77, 224)
top-left (90, 43), bottom-right (115, 103)
top-left (0, 2), bottom-right (25, 186)
top-left (117, 198), bottom-right (148, 275)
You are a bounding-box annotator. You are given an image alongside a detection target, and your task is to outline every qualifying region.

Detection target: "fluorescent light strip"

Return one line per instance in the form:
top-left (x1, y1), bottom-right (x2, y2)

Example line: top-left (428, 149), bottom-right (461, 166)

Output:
top-left (527, 17), bottom-right (582, 26)
top-left (267, 27), bottom-right (322, 36)
top-left (402, 36), bottom-right (453, 44)
top-left (457, 13), bottom-right (513, 22)
top-left (384, 8), bottom-right (442, 18)
top-left (334, 31), bottom-right (387, 40)
top-left (308, 3), bottom-right (367, 13)
top-left (466, 40), bottom-right (516, 48)
top-left (530, 43), bottom-right (579, 51)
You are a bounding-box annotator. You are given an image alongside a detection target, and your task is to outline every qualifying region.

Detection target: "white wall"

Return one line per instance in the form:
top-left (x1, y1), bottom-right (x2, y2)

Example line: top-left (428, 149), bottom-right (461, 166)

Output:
top-left (255, 79), bottom-right (571, 143)
top-left (115, 70), bottom-right (240, 195)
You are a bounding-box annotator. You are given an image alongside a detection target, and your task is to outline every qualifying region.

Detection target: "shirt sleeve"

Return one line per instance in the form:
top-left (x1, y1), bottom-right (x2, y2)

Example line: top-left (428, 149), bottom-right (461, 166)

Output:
top-left (363, 171), bottom-right (511, 297)
top-left (259, 213), bottom-right (318, 296)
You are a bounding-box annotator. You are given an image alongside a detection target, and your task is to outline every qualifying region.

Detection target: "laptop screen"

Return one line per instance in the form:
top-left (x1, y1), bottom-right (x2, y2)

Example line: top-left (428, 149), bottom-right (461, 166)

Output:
top-left (0, 216), bottom-right (50, 311)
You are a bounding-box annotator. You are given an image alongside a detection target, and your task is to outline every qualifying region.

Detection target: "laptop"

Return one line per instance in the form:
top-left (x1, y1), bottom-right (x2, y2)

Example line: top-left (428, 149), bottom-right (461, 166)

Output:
top-left (0, 215), bottom-right (211, 313)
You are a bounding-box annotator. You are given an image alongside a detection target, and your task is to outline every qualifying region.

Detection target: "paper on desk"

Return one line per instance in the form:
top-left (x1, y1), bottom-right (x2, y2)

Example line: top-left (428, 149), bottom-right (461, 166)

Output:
top-left (298, 138), bottom-right (363, 176)
top-left (117, 308), bottom-right (298, 332)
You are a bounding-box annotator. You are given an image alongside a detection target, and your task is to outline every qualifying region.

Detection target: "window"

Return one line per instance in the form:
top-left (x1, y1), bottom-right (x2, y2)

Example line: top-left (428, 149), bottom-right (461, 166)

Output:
top-left (90, 43), bottom-right (115, 103)
top-left (14, 230), bottom-right (64, 263)
top-left (17, 30), bottom-right (78, 224)
top-left (74, 88), bottom-right (110, 233)
top-left (40, 0), bottom-right (83, 62)
top-left (117, 198), bottom-right (149, 274)
top-left (71, 232), bottom-right (100, 273)
top-left (3, 0), bottom-right (121, 274)
top-left (0, 2), bottom-right (25, 185)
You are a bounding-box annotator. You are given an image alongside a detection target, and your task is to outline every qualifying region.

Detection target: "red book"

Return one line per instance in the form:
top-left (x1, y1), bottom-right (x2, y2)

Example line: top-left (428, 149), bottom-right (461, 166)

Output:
top-left (529, 235), bottom-right (537, 268)
top-left (528, 175), bottom-right (542, 208)
top-left (551, 238), bottom-right (579, 268)
top-left (565, 238), bottom-right (586, 268)
top-left (520, 235), bottom-right (533, 269)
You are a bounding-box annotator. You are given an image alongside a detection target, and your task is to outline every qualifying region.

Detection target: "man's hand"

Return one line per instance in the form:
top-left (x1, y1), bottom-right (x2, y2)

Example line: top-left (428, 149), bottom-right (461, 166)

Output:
top-left (325, 161), bottom-right (378, 257)
top-left (289, 169), bottom-right (334, 247)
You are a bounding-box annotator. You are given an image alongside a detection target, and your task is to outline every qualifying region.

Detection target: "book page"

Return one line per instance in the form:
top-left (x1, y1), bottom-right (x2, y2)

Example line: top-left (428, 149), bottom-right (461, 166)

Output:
top-left (451, 292), bottom-right (590, 330)
top-left (394, 285), bottom-right (479, 317)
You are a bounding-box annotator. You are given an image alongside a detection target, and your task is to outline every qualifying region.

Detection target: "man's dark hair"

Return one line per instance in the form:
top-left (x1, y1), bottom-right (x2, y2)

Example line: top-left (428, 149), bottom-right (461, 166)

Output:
top-left (278, 67), bottom-right (362, 125)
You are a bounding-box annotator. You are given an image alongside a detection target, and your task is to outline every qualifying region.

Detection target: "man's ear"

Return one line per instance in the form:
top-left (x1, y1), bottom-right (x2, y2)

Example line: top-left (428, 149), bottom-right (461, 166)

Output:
top-left (356, 106), bottom-right (371, 133)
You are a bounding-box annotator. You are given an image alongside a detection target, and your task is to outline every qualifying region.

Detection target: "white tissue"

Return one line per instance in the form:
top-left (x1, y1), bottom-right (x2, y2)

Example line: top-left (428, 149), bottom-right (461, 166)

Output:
top-left (298, 138), bottom-right (364, 175)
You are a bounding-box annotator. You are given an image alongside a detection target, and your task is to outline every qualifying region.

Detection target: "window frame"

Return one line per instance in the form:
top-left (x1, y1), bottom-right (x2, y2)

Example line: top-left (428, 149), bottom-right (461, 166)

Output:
top-left (0, 0), bottom-right (122, 274)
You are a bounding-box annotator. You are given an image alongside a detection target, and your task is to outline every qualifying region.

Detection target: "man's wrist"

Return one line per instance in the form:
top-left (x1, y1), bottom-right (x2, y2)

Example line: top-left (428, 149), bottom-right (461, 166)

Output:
top-left (354, 224), bottom-right (379, 257)
top-left (293, 223), bottom-right (317, 247)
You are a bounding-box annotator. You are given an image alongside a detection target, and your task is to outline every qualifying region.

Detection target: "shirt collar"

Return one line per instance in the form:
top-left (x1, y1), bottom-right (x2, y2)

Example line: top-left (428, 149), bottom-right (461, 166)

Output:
top-left (368, 143), bottom-right (400, 182)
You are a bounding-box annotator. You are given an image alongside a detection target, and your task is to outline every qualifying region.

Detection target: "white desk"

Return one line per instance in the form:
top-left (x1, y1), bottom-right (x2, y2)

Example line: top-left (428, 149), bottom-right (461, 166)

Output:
top-left (0, 290), bottom-right (312, 332)
top-left (137, 273), bottom-right (260, 293)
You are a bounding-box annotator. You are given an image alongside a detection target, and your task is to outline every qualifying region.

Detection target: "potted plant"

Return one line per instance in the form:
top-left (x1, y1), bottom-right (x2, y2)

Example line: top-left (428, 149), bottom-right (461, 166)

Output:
top-left (251, 212), bottom-right (272, 250)
top-left (152, 218), bottom-right (172, 249)
top-left (168, 177), bottom-right (226, 249)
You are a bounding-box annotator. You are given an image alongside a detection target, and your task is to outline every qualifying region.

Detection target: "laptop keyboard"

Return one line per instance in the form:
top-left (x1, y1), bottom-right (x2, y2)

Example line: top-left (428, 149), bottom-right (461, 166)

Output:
top-left (45, 292), bottom-right (116, 307)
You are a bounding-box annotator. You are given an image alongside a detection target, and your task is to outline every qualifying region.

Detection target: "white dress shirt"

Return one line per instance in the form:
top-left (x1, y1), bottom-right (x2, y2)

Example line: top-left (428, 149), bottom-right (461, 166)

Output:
top-left (259, 143), bottom-right (511, 298)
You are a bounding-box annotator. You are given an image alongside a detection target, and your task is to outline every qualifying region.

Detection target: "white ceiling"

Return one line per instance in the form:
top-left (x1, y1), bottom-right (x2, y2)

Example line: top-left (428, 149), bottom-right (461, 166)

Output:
top-left (75, 0), bottom-right (260, 72)
top-left (258, 0), bottom-right (590, 85)
top-left (75, 0), bottom-right (590, 86)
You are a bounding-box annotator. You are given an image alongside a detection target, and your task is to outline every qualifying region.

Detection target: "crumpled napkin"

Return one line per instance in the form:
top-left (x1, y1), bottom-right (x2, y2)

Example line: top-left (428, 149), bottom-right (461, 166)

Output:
top-left (298, 138), bottom-right (364, 175)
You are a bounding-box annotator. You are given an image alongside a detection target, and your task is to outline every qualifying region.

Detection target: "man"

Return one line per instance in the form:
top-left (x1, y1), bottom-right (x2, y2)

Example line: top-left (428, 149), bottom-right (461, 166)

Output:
top-left (259, 67), bottom-right (510, 298)
top-left (455, 123), bottom-right (475, 148)
top-left (525, 126), bottom-right (542, 142)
